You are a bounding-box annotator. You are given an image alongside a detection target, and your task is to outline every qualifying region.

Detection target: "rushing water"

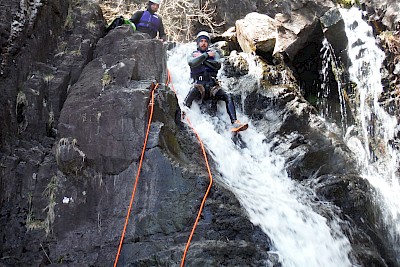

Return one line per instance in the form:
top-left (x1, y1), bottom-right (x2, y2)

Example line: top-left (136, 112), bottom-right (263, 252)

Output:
top-left (319, 38), bottom-right (349, 133)
top-left (167, 44), bottom-right (353, 267)
top-left (340, 8), bottom-right (400, 258)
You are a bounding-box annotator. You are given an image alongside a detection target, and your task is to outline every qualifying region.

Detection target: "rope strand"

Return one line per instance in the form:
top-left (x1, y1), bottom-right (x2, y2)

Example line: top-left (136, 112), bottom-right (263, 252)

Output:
top-left (113, 69), bottom-right (213, 267)
top-left (180, 116), bottom-right (213, 267)
top-left (113, 83), bottom-right (158, 267)
top-left (166, 69), bottom-right (214, 267)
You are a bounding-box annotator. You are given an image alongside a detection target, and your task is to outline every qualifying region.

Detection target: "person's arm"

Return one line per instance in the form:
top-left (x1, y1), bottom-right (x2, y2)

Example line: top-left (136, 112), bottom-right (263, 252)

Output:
top-left (187, 51), bottom-right (209, 68)
top-left (130, 11), bottom-right (143, 24)
top-left (158, 17), bottom-right (166, 40)
top-left (204, 50), bottom-right (221, 71)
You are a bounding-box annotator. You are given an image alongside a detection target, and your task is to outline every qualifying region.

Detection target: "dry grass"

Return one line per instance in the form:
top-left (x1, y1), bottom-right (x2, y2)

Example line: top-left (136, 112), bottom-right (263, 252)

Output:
top-left (98, 0), bottom-right (223, 42)
top-left (380, 31), bottom-right (400, 62)
top-left (379, 31), bottom-right (400, 93)
top-left (99, 0), bottom-right (143, 25)
top-left (159, 0), bottom-right (223, 42)
top-left (380, 32), bottom-right (400, 66)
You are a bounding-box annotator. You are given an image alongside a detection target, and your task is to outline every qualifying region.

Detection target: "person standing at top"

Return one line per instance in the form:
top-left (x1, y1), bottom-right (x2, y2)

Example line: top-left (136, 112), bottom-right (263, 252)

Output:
top-left (183, 31), bottom-right (248, 132)
top-left (130, 0), bottom-right (166, 41)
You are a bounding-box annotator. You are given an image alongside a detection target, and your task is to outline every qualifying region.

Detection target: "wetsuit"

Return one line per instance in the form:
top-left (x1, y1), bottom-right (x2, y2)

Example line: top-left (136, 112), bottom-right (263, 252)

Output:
top-left (184, 49), bottom-right (237, 123)
top-left (130, 5), bottom-right (166, 39)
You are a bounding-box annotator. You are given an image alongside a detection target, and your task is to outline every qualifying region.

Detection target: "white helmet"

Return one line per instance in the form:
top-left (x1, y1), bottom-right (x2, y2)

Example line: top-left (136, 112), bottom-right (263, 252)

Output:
top-left (196, 31), bottom-right (210, 39)
top-left (150, 0), bottom-right (161, 4)
top-left (196, 31), bottom-right (210, 42)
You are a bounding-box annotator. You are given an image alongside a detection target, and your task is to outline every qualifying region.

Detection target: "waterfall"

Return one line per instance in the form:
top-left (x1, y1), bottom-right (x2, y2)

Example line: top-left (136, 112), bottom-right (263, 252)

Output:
top-left (168, 44), bottom-right (353, 267)
top-left (319, 38), bottom-right (349, 133)
top-left (340, 7), bottom-right (400, 257)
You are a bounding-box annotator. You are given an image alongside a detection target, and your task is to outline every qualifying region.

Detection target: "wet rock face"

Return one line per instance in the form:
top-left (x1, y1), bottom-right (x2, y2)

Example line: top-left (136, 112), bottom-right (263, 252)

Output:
top-left (314, 174), bottom-right (394, 267)
top-left (360, 0), bottom-right (400, 31)
top-left (1, 0), bottom-right (399, 266)
top-left (0, 1), bottom-right (17, 51)
top-left (39, 86), bottom-right (277, 266)
top-left (224, 46), bottom-right (392, 264)
top-left (0, 1), bottom-right (277, 267)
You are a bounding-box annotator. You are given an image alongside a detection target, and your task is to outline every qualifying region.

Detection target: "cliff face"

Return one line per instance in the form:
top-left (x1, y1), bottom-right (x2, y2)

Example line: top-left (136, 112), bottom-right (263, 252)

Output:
top-left (1, 0), bottom-right (399, 266)
top-left (0, 1), bottom-right (274, 266)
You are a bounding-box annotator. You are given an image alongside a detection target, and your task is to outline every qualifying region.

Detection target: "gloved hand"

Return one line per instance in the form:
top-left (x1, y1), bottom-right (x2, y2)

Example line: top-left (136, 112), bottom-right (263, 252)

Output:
top-left (180, 105), bottom-right (189, 121)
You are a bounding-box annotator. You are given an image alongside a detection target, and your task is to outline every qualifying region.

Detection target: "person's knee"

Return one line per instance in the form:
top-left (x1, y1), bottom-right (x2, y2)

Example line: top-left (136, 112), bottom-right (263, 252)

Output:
top-left (184, 87), bottom-right (200, 107)
top-left (218, 90), bottom-right (231, 103)
top-left (226, 93), bottom-right (233, 103)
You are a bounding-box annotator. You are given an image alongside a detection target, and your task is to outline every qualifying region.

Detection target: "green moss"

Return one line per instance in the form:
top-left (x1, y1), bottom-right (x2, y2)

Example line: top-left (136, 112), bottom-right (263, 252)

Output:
top-left (336, 0), bottom-right (360, 8)
top-left (102, 71), bottom-right (111, 88)
top-left (307, 95), bottom-right (319, 106)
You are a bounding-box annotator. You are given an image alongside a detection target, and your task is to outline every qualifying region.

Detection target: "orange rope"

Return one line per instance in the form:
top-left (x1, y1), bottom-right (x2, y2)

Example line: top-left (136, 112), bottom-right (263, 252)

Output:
top-left (113, 69), bottom-right (212, 266)
top-left (180, 116), bottom-right (213, 267)
top-left (113, 83), bottom-right (158, 267)
top-left (166, 69), bottom-right (214, 267)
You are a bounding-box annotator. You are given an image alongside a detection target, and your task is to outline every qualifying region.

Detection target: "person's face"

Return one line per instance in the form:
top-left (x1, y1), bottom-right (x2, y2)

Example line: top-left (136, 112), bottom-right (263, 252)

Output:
top-left (198, 38), bottom-right (209, 51)
top-left (150, 3), bottom-right (159, 12)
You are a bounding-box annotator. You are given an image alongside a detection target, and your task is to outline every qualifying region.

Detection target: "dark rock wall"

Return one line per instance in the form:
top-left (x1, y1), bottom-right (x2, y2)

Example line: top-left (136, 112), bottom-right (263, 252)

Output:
top-left (1, 0), bottom-right (68, 145)
top-left (0, 0), bottom-right (105, 146)
top-left (58, 27), bottom-right (165, 174)
top-left (1, 0), bottom-right (399, 266)
top-left (1, 1), bottom-right (276, 266)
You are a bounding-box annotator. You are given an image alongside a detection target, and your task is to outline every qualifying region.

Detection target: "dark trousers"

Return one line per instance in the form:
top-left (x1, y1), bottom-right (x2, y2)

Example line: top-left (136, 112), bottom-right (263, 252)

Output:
top-left (184, 83), bottom-right (237, 123)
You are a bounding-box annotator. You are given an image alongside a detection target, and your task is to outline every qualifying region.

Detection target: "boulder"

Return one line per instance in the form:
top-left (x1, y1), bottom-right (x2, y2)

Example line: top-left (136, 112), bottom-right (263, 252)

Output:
top-left (58, 26), bottom-right (166, 174)
top-left (235, 11), bottom-right (324, 61)
top-left (254, 0), bottom-right (336, 60)
top-left (320, 7), bottom-right (349, 65)
top-left (235, 12), bottom-right (278, 54)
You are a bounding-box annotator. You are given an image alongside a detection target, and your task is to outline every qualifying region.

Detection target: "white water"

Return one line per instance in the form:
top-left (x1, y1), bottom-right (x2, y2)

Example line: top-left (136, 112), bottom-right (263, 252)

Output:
top-left (319, 38), bottom-right (348, 133)
top-left (168, 44), bottom-right (353, 267)
top-left (341, 8), bottom-right (400, 252)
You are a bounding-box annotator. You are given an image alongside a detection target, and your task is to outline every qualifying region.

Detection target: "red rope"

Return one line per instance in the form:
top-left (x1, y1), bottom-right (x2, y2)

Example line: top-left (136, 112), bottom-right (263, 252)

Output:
top-left (113, 83), bottom-right (158, 267)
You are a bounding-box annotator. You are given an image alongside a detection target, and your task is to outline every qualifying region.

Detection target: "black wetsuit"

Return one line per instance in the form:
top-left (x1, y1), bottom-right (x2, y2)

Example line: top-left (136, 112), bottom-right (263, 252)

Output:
top-left (184, 48), bottom-right (237, 123)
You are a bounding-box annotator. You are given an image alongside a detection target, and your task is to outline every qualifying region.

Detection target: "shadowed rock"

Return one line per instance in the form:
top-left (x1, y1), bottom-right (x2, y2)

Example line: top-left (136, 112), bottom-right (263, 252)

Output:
top-left (1, 0), bottom-right (399, 266)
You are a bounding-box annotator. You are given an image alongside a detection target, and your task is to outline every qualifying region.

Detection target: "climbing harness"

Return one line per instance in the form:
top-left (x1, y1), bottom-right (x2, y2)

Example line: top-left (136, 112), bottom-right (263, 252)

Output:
top-left (114, 71), bottom-right (213, 267)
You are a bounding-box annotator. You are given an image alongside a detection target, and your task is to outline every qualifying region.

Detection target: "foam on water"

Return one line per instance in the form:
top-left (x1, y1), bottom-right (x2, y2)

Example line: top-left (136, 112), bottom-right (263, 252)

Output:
top-left (167, 44), bottom-right (353, 267)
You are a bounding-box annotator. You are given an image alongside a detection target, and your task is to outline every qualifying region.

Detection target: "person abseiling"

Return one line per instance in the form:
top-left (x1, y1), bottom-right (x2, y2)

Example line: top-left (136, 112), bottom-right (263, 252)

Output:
top-left (183, 31), bottom-right (248, 132)
top-left (130, 0), bottom-right (166, 41)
